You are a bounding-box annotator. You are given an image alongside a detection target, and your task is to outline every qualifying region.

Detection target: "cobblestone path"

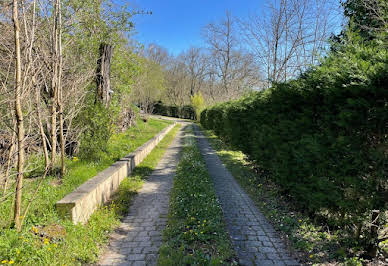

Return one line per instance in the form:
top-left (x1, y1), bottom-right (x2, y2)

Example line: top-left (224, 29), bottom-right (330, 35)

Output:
top-left (193, 125), bottom-right (300, 266)
top-left (99, 126), bottom-right (185, 266)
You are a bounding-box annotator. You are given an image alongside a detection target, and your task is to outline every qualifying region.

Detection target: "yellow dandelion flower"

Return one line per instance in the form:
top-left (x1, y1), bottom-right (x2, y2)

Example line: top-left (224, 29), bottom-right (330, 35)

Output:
top-left (8, 261), bottom-right (14, 265)
top-left (43, 238), bottom-right (49, 245)
top-left (309, 255), bottom-right (313, 258)
top-left (1, 260), bottom-right (8, 264)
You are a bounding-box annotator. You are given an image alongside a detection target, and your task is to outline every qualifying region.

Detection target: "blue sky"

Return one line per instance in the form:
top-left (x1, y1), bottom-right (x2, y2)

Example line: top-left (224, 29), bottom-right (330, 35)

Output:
top-left (130, 0), bottom-right (265, 55)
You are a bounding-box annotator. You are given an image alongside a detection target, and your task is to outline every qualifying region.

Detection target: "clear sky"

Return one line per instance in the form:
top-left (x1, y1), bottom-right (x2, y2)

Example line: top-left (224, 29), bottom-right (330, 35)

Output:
top-left (130, 0), bottom-right (265, 55)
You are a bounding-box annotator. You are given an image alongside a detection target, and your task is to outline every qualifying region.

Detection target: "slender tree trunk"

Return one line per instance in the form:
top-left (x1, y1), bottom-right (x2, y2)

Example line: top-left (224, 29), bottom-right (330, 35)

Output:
top-left (12, 0), bottom-right (25, 231)
top-left (35, 85), bottom-right (49, 169)
top-left (50, 0), bottom-right (59, 169)
top-left (367, 209), bottom-right (380, 257)
top-left (55, 0), bottom-right (65, 177)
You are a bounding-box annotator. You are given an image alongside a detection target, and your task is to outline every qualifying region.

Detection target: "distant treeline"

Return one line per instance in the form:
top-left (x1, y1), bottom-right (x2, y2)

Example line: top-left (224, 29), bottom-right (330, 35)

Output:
top-left (153, 102), bottom-right (196, 120)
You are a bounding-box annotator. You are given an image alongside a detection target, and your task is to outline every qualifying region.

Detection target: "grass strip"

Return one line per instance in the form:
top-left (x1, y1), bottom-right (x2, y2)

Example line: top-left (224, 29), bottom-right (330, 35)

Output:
top-left (0, 120), bottom-right (178, 265)
top-left (201, 127), bottom-right (377, 265)
top-left (158, 125), bottom-right (236, 266)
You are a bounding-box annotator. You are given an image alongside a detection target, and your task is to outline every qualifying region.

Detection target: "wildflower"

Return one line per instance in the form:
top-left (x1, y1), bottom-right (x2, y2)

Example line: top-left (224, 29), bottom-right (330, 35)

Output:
top-left (16, 250), bottom-right (20, 255)
top-left (309, 255), bottom-right (313, 258)
top-left (1, 260), bottom-right (8, 264)
top-left (73, 157), bottom-right (79, 162)
top-left (43, 238), bottom-right (49, 245)
top-left (8, 261), bottom-right (14, 265)
top-left (298, 219), bottom-right (302, 223)
top-left (53, 244), bottom-right (58, 248)
top-left (47, 248), bottom-right (51, 251)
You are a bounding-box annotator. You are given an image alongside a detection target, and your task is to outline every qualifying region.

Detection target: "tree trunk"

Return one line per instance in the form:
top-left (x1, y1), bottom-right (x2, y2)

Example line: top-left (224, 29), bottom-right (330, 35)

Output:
top-left (56, 0), bottom-right (65, 178)
top-left (95, 43), bottom-right (113, 105)
top-left (12, 0), bottom-right (25, 231)
top-left (35, 85), bottom-right (49, 170)
top-left (366, 209), bottom-right (380, 258)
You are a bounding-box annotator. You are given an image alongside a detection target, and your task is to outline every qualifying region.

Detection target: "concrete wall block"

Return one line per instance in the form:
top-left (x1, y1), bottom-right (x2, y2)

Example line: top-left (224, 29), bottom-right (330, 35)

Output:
top-left (56, 122), bottom-right (176, 224)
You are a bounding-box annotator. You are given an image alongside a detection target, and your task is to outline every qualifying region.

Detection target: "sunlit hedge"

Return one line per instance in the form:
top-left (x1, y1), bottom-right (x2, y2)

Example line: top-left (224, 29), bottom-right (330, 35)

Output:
top-left (201, 36), bottom-right (387, 241)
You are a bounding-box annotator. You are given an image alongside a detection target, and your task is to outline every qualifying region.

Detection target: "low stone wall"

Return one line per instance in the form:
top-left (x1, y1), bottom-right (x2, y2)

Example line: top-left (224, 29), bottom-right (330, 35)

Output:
top-left (56, 122), bottom-right (176, 224)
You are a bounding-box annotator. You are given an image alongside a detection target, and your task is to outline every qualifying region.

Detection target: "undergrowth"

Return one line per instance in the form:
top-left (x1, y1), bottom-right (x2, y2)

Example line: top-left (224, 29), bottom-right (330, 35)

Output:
top-left (0, 119), bottom-right (176, 265)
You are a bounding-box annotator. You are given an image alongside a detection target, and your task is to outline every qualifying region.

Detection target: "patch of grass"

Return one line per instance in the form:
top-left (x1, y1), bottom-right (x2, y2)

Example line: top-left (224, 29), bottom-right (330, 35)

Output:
top-left (158, 126), bottom-right (237, 266)
top-left (0, 119), bottom-right (177, 265)
top-left (200, 127), bottom-right (369, 265)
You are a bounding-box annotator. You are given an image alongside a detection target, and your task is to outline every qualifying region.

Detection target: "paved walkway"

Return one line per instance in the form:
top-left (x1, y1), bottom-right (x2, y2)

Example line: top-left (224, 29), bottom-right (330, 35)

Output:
top-left (193, 125), bottom-right (299, 266)
top-left (99, 126), bottom-right (185, 266)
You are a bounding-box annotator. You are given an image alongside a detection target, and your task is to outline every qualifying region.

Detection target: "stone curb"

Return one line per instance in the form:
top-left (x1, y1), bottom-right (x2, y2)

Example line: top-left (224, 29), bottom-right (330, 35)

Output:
top-left (56, 122), bottom-right (177, 224)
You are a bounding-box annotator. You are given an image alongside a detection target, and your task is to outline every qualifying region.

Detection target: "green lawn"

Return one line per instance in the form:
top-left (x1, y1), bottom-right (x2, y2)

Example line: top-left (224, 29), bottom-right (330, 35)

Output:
top-left (0, 118), bottom-right (176, 265)
top-left (158, 125), bottom-right (237, 266)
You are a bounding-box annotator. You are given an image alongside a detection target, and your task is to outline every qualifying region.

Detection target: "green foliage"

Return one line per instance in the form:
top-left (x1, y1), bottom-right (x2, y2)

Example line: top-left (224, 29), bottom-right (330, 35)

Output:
top-left (202, 128), bottom-right (354, 263)
top-left (159, 127), bottom-right (236, 265)
top-left (342, 0), bottom-right (388, 40)
top-left (0, 118), bottom-right (172, 265)
top-left (190, 92), bottom-right (205, 121)
top-left (201, 32), bottom-right (388, 252)
top-left (153, 102), bottom-right (196, 120)
top-left (131, 57), bottom-right (166, 112)
top-left (77, 99), bottom-right (118, 160)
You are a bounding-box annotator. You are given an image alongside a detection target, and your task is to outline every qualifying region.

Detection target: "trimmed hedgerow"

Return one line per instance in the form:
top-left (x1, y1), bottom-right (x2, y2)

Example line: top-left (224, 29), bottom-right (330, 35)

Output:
top-left (153, 101), bottom-right (196, 120)
top-left (201, 34), bottom-right (387, 256)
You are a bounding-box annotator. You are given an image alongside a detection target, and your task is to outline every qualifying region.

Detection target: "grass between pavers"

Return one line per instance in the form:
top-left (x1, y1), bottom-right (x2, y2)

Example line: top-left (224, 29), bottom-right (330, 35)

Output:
top-left (0, 118), bottom-right (176, 265)
top-left (201, 127), bottom-right (386, 265)
top-left (158, 125), bottom-right (237, 266)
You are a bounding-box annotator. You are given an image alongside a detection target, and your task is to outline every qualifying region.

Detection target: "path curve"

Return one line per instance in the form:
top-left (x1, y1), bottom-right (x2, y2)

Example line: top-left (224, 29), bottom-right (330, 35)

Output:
top-left (99, 125), bottom-right (186, 266)
top-left (193, 125), bottom-right (299, 266)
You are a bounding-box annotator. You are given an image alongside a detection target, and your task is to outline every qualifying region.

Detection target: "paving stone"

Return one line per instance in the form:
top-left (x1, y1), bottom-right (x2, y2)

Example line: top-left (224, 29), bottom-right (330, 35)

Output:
top-left (131, 261), bottom-right (146, 266)
top-left (257, 259), bottom-right (276, 266)
top-left (98, 126), bottom-right (185, 266)
top-left (131, 247), bottom-right (143, 254)
top-left (127, 254), bottom-right (145, 261)
top-left (193, 125), bottom-right (299, 266)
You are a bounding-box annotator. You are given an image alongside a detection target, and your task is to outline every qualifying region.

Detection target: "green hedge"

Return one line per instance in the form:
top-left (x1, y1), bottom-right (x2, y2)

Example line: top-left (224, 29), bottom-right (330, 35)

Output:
top-left (153, 102), bottom-right (196, 120)
top-left (201, 37), bottom-right (387, 240)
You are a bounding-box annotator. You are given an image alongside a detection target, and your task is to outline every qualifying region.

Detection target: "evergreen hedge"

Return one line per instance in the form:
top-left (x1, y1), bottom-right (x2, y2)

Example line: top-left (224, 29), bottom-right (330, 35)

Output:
top-left (201, 36), bottom-right (387, 243)
top-left (153, 102), bottom-right (196, 120)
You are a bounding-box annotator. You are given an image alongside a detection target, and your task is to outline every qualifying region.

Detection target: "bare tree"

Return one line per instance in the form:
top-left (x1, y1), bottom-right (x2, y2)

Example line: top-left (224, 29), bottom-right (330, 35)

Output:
top-left (12, 0), bottom-right (25, 231)
top-left (181, 47), bottom-right (207, 97)
top-left (203, 11), bottom-right (261, 100)
top-left (163, 59), bottom-right (189, 106)
top-left (239, 0), bottom-right (342, 87)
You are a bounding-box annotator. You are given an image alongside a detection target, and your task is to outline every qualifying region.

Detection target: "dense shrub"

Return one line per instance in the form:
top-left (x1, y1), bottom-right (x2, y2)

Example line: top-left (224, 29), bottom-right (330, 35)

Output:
top-left (77, 98), bottom-right (119, 160)
top-left (201, 34), bottom-right (388, 249)
top-left (153, 101), bottom-right (196, 120)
